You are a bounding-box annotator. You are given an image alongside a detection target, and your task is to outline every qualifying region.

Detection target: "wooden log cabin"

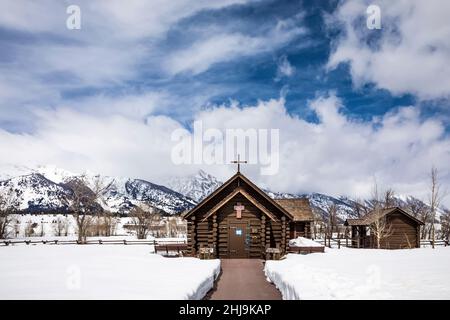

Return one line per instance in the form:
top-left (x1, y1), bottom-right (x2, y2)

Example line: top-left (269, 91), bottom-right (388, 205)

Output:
top-left (345, 207), bottom-right (424, 249)
top-left (182, 171), bottom-right (314, 259)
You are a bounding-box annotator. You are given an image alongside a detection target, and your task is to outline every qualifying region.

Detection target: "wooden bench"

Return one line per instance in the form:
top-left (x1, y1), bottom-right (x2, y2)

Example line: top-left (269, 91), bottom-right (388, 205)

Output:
top-left (265, 247), bottom-right (282, 260)
top-left (154, 243), bottom-right (188, 257)
top-left (198, 247), bottom-right (215, 260)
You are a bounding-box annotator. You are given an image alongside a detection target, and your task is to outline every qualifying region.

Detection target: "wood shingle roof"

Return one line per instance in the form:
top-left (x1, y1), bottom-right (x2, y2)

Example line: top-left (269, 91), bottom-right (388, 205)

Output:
top-left (274, 198), bottom-right (315, 222)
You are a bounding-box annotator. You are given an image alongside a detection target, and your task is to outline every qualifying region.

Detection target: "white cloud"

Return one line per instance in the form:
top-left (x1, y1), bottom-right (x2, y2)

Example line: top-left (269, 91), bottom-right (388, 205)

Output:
top-left (0, 0), bottom-right (251, 38)
top-left (327, 0), bottom-right (450, 100)
top-left (1, 93), bottom-right (449, 206)
top-left (190, 95), bottom-right (450, 205)
top-left (165, 16), bottom-right (305, 75)
top-left (0, 108), bottom-right (186, 182)
top-left (275, 55), bottom-right (295, 80)
top-left (0, 0), bottom-right (257, 128)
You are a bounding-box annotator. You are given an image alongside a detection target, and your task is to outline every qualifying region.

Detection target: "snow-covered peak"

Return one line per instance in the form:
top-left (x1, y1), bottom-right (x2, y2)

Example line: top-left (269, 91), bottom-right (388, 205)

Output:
top-left (1, 165), bottom-right (446, 223)
top-left (34, 165), bottom-right (78, 184)
top-left (166, 170), bottom-right (223, 202)
top-left (0, 173), bottom-right (70, 211)
top-left (0, 164), bottom-right (34, 181)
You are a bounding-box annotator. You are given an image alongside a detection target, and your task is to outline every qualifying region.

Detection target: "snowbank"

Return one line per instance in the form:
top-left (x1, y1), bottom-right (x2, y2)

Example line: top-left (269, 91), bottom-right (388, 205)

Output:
top-left (265, 248), bottom-right (450, 300)
top-left (0, 246), bottom-right (220, 299)
top-left (289, 237), bottom-right (324, 247)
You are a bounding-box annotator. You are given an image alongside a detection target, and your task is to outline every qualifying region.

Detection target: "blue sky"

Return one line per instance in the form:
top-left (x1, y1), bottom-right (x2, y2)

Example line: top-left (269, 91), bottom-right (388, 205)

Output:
top-left (0, 0), bottom-right (443, 130)
top-left (0, 0), bottom-right (449, 203)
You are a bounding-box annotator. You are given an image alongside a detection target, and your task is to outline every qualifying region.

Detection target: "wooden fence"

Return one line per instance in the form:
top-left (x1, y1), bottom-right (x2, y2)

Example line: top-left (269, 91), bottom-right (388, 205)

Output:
top-left (420, 239), bottom-right (449, 247)
top-left (313, 237), bottom-right (350, 249)
top-left (3, 237), bottom-right (447, 249)
top-left (314, 237), bottom-right (449, 249)
top-left (1, 238), bottom-right (187, 246)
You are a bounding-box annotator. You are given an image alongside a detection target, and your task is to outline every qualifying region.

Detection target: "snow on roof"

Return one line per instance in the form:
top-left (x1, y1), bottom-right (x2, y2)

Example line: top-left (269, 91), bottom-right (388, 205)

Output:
top-left (289, 237), bottom-right (324, 247)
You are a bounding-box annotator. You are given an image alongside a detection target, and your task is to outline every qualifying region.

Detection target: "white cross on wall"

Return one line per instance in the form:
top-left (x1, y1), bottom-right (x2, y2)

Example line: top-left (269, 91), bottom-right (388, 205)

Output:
top-left (234, 202), bottom-right (245, 219)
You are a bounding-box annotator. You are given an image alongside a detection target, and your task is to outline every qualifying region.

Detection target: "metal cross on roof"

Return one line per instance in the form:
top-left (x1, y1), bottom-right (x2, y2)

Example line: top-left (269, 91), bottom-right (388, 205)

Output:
top-left (230, 154), bottom-right (248, 173)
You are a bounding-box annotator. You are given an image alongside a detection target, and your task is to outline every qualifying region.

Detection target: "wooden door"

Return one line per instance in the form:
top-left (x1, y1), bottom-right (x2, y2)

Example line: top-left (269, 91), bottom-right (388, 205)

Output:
top-left (228, 223), bottom-right (248, 258)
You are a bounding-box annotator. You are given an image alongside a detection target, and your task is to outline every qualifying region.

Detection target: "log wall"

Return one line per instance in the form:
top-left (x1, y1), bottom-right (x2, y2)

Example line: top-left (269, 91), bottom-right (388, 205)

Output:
top-left (188, 194), bottom-right (287, 258)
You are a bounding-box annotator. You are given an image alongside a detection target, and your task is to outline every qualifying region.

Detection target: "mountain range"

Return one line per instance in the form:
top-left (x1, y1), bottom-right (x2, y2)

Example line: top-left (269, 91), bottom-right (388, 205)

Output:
top-left (0, 165), bottom-right (444, 222)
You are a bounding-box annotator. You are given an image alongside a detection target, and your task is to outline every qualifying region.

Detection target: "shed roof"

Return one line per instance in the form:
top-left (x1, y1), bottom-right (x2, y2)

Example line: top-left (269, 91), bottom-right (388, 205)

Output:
top-left (345, 207), bottom-right (424, 226)
top-left (274, 198), bottom-right (314, 222)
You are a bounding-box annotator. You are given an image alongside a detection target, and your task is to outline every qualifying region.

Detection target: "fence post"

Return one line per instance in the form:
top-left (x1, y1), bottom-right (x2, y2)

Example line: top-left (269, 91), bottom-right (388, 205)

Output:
top-left (338, 240), bottom-right (341, 249)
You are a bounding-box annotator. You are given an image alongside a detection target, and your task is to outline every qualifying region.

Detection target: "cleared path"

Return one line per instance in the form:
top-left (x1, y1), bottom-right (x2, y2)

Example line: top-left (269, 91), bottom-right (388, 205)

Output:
top-left (207, 259), bottom-right (282, 300)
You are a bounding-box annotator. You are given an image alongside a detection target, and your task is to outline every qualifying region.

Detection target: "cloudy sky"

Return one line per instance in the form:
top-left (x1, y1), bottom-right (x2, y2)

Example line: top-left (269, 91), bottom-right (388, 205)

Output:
top-left (0, 0), bottom-right (449, 204)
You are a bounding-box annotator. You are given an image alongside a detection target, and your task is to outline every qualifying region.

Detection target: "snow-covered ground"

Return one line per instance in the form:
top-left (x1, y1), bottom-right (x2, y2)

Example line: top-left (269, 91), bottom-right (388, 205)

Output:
top-left (265, 248), bottom-right (450, 300)
top-left (0, 246), bottom-right (220, 300)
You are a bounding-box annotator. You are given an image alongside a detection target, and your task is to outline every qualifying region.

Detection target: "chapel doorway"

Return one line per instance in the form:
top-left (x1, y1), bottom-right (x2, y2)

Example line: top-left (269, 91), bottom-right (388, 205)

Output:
top-left (228, 223), bottom-right (248, 258)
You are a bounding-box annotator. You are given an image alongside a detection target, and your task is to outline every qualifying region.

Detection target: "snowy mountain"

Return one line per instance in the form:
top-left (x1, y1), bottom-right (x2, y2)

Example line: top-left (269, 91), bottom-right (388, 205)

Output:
top-left (301, 193), bottom-right (359, 221)
top-left (0, 166), bottom-right (195, 215)
top-left (122, 179), bottom-right (196, 214)
top-left (166, 170), bottom-right (223, 202)
top-left (0, 173), bottom-right (70, 212)
top-left (0, 166), bottom-right (444, 222)
top-left (164, 170), bottom-right (444, 223)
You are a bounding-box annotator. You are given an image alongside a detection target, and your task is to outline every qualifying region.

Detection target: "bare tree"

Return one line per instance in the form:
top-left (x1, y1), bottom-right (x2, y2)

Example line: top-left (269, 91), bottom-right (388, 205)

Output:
top-left (65, 175), bottom-right (107, 243)
top-left (429, 167), bottom-right (446, 248)
top-left (383, 188), bottom-right (396, 208)
top-left (324, 203), bottom-right (338, 239)
top-left (91, 211), bottom-right (117, 237)
top-left (53, 216), bottom-right (70, 237)
top-left (0, 211), bottom-right (12, 239)
top-left (129, 206), bottom-right (160, 239)
top-left (351, 198), bottom-right (370, 218)
top-left (440, 209), bottom-right (450, 241)
top-left (39, 218), bottom-right (46, 237)
top-left (311, 208), bottom-right (324, 239)
top-left (370, 181), bottom-right (393, 249)
top-left (0, 190), bottom-right (17, 239)
top-left (100, 211), bottom-right (117, 236)
top-left (24, 220), bottom-right (38, 237)
top-left (404, 197), bottom-right (430, 239)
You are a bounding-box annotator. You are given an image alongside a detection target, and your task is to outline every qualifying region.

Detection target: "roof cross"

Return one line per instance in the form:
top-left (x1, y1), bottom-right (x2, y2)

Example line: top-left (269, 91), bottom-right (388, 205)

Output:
top-left (230, 154), bottom-right (248, 173)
